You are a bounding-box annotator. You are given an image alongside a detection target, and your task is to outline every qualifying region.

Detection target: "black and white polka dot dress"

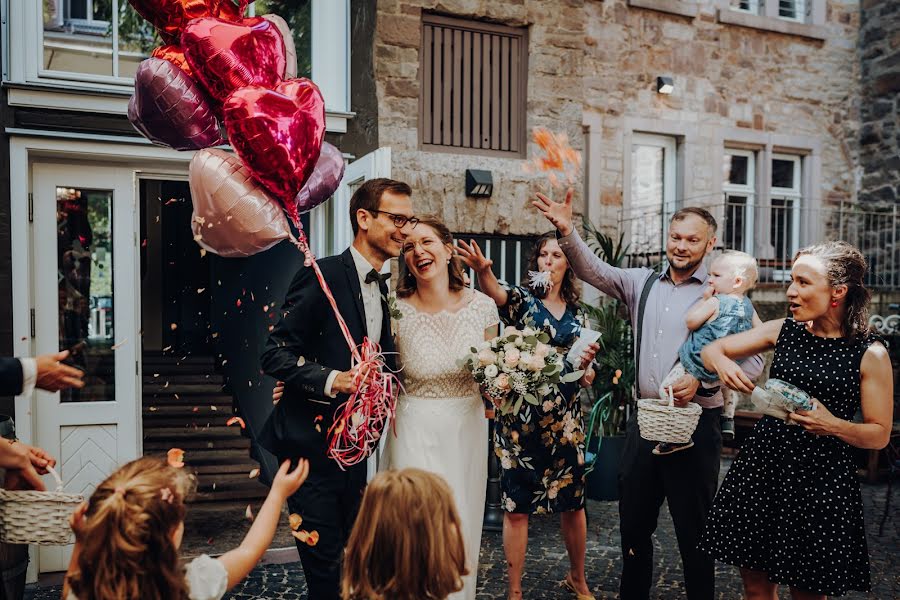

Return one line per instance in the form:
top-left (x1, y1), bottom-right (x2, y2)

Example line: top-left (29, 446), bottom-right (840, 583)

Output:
top-left (699, 318), bottom-right (876, 596)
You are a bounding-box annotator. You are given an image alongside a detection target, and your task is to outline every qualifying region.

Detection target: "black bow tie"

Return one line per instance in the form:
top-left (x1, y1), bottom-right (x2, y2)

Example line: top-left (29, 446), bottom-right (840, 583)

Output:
top-left (365, 269), bottom-right (391, 288)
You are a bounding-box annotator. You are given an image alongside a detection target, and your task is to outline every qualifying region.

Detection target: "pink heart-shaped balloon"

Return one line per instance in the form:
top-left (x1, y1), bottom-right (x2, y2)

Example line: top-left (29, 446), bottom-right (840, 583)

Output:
top-left (294, 142), bottom-right (345, 215)
top-left (126, 0), bottom-right (248, 45)
top-left (223, 79), bottom-right (326, 223)
top-left (182, 16), bottom-right (286, 104)
top-left (189, 149), bottom-right (291, 257)
top-left (128, 58), bottom-right (223, 151)
top-left (262, 14), bottom-right (297, 79)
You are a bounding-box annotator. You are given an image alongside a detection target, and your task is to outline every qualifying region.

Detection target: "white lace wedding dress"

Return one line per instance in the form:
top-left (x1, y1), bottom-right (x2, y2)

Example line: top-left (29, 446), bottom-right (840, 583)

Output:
top-left (381, 290), bottom-right (499, 600)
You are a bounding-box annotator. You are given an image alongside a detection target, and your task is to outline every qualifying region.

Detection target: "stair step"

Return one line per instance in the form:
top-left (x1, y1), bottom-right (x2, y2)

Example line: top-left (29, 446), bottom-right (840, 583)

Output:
top-left (144, 425), bottom-right (244, 439)
top-left (143, 394), bottom-right (235, 406)
top-left (142, 415), bottom-right (238, 428)
top-left (143, 437), bottom-right (251, 451)
top-left (143, 403), bottom-right (233, 416)
top-left (142, 374), bottom-right (223, 385)
top-left (143, 383), bottom-right (226, 395)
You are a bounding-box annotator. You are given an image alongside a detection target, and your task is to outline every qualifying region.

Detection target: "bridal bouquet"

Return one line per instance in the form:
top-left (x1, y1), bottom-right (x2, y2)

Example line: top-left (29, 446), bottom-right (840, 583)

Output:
top-left (463, 327), bottom-right (583, 416)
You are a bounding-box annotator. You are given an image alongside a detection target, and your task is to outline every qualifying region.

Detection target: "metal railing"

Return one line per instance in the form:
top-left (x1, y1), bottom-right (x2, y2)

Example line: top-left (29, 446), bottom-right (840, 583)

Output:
top-left (616, 199), bottom-right (900, 290)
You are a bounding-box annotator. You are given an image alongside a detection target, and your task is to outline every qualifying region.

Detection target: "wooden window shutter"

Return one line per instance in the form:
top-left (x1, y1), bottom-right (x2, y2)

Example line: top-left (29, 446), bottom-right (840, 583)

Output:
top-left (419, 14), bottom-right (528, 157)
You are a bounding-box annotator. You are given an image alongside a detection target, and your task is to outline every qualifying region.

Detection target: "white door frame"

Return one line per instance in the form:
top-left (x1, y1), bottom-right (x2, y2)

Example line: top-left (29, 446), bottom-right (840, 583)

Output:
top-left (9, 134), bottom-right (189, 576)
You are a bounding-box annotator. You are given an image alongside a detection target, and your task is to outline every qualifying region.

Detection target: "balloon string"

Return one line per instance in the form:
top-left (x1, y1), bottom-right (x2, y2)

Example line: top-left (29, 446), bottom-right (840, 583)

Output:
top-left (286, 223), bottom-right (401, 470)
top-left (287, 230), bottom-right (361, 362)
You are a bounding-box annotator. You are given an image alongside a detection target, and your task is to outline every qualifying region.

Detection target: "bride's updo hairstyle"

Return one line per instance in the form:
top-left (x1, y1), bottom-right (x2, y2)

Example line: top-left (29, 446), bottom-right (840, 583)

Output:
top-left (794, 240), bottom-right (872, 339)
top-left (341, 468), bottom-right (467, 600)
top-left (396, 216), bottom-right (467, 298)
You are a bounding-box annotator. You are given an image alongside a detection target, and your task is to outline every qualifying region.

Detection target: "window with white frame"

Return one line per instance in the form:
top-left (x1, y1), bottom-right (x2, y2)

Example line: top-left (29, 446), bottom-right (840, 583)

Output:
top-left (729, 0), bottom-right (810, 23)
top-left (731, 0), bottom-right (763, 16)
top-left (769, 153), bottom-right (802, 259)
top-left (626, 133), bottom-right (678, 263)
top-left (723, 149), bottom-right (756, 254)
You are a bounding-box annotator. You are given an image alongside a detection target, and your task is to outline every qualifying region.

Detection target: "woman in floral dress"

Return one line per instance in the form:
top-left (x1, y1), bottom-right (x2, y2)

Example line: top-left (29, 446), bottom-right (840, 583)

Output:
top-left (458, 233), bottom-right (600, 600)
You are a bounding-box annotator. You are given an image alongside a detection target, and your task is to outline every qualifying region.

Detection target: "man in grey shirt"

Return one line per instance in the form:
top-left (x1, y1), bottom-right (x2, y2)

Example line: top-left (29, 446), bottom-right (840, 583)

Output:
top-left (534, 191), bottom-right (764, 600)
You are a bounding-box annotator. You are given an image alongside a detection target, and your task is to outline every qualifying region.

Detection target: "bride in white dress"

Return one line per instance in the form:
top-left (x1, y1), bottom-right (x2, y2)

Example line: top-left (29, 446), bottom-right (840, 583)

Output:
top-left (381, 217), bottom-right (499, 600)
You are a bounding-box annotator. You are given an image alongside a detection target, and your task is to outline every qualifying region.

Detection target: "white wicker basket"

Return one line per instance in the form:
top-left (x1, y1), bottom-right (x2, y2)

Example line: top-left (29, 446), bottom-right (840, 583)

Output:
top-left (637, 387), bottom-right (703, 444)
top-left (0, 466), bottom-right (83, 545)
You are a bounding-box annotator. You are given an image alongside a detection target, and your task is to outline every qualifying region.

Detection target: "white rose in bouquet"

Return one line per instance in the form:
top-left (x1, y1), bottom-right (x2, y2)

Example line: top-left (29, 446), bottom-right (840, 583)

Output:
top-left (504, 348), bottom-right (521, 368)
top-left (484, 364), bottom-right (499, 378)
top-left (534, 343), bottom-right (551, 358)
top-left (528, 354), bottom-right (546, 372)
top-left (477, 348), bottom-right (497, 366)
top-left (520, 352), bottom-right (533, 365)
top-left (496, 373), bottom-right (511, 390)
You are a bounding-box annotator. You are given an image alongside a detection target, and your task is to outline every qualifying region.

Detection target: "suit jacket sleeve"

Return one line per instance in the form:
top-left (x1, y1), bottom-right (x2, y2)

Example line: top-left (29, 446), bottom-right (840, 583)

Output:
top-left (260, 266), bottom-right (333, 400)
top-left (0, 357), bottom-right (24, 396)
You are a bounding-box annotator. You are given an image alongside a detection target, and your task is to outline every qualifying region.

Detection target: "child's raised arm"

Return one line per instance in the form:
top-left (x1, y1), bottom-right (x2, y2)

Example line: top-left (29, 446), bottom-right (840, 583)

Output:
top-left (685, 293), bottom-right (719, 331)
top-left (217, 459), bottom-right (309, 590)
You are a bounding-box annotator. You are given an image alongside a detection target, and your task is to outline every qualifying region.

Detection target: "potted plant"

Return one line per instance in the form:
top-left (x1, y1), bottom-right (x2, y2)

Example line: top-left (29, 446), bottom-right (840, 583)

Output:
top-left (580, 223), bottom-right (636, 501)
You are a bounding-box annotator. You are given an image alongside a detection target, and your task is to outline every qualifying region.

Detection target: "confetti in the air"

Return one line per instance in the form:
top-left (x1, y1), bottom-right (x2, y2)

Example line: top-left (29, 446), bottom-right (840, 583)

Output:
top-left (167, 448), bottom-right (185, 468)
top-left (226, 416), bottom-right (246, 429)
top-left (289, 513), bottom-right (303, 530)
top-left (248, 468), bottom-right (260, 479)
top-left (524, 127), bottom-right (581, 187)
top-left (111, 339), bottom-right (128, 350)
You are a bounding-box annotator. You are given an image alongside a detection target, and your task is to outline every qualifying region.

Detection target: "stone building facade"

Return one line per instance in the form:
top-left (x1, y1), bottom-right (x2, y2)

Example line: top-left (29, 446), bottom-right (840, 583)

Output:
top-left (860, 0), bottom-right (899, 207)
top-left (373, 0), bottom-right (888, 317)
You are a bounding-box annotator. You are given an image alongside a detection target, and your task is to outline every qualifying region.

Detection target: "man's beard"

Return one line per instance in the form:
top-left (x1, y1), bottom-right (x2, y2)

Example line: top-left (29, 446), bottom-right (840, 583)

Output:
top-left (668, 254), bottom-right (703, 275)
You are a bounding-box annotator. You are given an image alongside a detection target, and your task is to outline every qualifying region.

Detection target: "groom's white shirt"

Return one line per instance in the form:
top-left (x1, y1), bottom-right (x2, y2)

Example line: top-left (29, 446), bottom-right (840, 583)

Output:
top-left (323, 245), bottom-right (383, 398)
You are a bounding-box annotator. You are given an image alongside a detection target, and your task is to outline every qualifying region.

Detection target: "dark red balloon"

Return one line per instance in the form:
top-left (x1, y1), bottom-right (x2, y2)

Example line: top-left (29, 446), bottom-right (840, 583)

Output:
top-left (181, 16), bottom-right (286, 104)
top-left (224, 79), bottom-right (326, 223)
top-left (295, 143), bottom-right (345, 215)
top-left (126, 0), bottom-right (247, 45)
top-left (151, 44), bottom-right (192, 76)
top-left (128, 58), bottom-right (223, 151)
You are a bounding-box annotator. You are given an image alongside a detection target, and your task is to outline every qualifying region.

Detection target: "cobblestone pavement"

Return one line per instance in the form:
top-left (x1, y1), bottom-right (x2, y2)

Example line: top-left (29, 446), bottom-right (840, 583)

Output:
top-left (25, 467), bottom-right (899, 599)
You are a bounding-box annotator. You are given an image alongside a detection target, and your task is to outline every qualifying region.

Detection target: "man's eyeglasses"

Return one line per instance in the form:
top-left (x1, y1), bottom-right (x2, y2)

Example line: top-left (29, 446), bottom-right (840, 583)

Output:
top-left (369, 210), bottom-right (419, 229)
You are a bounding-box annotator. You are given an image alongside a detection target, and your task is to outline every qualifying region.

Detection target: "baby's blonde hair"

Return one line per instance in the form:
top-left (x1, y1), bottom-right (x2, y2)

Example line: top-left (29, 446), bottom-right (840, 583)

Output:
top-left (66, 457), bottom-right (195, 600)
top-left (714, 250), bottom-right (759, 292)
top-left (342, 468), bottom-right (467, 600)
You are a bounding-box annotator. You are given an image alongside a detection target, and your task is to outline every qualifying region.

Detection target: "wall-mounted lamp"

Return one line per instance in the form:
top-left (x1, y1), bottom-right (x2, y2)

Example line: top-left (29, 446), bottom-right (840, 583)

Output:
top-left (465, 169), bottom-right (493, 198)
top-left (656, 76), bottom-right (674, 94)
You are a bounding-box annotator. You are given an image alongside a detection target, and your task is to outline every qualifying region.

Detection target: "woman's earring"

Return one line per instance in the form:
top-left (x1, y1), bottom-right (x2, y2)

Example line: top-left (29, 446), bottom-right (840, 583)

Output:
top-left (831, 300), bottom-right (838, 307)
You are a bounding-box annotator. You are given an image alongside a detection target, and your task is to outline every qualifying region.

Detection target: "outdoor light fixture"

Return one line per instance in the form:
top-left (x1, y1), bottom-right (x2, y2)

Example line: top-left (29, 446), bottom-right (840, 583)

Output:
top-left (656, 76), bottom-right (674, 94)
top-left (465, 169), bottom-right (493, 198)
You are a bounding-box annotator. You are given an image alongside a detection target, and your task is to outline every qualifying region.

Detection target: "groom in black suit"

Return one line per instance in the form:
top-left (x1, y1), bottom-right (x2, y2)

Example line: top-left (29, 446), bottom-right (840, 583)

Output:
top-left (260, 178), bottom-right (415, 600)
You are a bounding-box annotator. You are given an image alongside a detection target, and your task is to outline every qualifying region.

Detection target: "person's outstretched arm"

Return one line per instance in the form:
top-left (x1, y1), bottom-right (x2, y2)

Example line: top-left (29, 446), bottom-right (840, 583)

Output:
top-left (217, 459), bottom-right (310, 590)
top-left (702, 319), bottom-right (783, 393)
top-left (532, 188), bottom-right (647, 306)
top-left (457, 240), bottom-right (508, 307)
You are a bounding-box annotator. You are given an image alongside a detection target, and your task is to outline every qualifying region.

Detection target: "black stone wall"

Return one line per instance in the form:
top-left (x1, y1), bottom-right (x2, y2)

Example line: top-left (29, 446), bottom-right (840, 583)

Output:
top-left (859, 0), bottom-right (900, 205)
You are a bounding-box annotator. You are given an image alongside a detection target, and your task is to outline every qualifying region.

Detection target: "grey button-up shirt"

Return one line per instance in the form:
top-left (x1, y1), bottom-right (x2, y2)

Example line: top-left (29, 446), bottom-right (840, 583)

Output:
top-left (558, 229), bottom-right (764, 408)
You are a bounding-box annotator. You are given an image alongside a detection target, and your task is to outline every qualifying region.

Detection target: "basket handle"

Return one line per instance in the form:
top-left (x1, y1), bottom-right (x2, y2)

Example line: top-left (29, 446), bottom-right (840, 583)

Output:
top-left (666, 386), bottom-right (674, 407)
top-left (46, 465), bottom-right (65, 492)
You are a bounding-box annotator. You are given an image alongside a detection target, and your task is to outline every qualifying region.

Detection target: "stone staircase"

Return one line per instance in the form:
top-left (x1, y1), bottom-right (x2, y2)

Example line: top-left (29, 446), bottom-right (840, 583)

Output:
top-left (141, 353), bottom-right (268, 505)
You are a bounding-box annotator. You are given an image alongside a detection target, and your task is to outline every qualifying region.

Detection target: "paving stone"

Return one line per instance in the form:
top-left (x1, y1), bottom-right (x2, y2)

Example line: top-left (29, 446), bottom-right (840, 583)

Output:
top-left (25, 460), bottom-right (898, 599)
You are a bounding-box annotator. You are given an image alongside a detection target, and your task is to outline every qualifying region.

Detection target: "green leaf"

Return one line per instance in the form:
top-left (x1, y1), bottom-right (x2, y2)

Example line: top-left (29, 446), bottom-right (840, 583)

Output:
top-left (560, 370), bottom-right (584, 383)
top-left (524, 393), bottom-right (538, 405)
top-left (537, 332), bottom-right (551, 343)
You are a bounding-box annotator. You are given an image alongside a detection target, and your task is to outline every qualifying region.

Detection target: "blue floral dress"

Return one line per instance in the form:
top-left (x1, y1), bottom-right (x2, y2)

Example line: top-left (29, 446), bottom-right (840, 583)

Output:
top-left (494, 285), bottom-right (588, 514)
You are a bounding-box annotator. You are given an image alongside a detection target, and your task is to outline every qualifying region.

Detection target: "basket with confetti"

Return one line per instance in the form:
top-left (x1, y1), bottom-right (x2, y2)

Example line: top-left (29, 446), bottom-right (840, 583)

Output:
top-left (0, 466), bottom-right (83, 545)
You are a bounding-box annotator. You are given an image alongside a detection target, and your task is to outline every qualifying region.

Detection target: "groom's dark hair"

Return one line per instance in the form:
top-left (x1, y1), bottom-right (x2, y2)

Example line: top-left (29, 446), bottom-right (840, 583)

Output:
top-left (349, 178), bottom-right (413, 236)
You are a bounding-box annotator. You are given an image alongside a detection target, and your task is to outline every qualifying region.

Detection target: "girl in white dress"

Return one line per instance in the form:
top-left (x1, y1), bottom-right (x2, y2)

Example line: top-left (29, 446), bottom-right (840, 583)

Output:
top-left (63, 455), bottom-right (309, 600)
top-left (381, 217), bottom-right (499, 600)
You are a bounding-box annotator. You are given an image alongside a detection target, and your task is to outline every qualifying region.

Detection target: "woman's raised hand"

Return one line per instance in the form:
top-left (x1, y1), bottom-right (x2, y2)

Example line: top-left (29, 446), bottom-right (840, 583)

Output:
top-left (456, 239), bottom-right (492, 273)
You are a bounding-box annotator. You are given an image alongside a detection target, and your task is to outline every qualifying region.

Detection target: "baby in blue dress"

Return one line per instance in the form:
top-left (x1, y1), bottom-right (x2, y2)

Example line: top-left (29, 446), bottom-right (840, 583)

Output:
top-left (655, 251), bottom-right (763, 455)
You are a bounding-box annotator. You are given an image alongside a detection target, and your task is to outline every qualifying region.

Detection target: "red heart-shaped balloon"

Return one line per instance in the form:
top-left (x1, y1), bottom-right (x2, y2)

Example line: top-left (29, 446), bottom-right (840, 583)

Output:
top-left (182, 16), bottom-right (286, 104)
top-left (126, 0), bottom-right (248, 45)
top-left (223, 79), bottom-right (326, 223)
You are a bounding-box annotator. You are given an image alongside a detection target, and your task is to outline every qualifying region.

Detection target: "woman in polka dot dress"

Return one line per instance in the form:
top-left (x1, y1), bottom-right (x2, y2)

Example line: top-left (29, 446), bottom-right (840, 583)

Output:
top-left (698, 241), bottom-right (894, 599)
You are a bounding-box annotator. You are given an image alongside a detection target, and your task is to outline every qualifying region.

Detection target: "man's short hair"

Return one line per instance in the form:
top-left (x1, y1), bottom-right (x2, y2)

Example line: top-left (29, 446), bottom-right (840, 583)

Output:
top-left (670, 207), bottom-right (717, 235)
top-left (349, 178), bottom-right (413, 236)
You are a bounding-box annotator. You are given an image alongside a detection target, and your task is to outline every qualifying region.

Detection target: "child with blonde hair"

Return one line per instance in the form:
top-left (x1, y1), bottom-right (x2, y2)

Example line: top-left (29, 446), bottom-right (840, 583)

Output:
top-left (342, 468), bottom-right (467, 600)
top-left (655, 250), bottom-right (763, 454)
top-left (63, 456), bottom-right (308, 600)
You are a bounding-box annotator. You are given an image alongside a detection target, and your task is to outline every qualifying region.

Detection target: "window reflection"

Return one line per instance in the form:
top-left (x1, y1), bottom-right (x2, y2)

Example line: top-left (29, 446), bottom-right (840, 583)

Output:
top-left (42, 0), bottom-right (154, 78)
top-left (57, 187), bottom-right (115, 403)
top-left (252, 0), bottom-right (312, 78)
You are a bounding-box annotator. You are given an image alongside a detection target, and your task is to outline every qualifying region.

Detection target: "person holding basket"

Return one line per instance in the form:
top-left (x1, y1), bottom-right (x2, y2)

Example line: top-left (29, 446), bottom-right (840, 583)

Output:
top-left (532, 190), bottom-right (763, 600)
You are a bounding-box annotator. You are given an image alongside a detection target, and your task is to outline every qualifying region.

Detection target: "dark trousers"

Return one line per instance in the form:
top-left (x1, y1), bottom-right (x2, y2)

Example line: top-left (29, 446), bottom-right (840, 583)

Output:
top-left (285, 459), bottom-right (367, 600)
top-left (618, 407), bottom-right (722, 600)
